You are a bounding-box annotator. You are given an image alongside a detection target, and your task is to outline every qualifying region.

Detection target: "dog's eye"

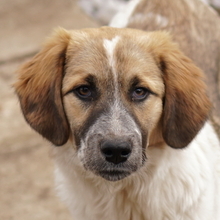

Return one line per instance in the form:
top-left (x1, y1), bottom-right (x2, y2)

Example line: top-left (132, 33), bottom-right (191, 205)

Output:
top-left (132, 88), bottom-right (149, 101)
top-left (75, 86), bottom-right (92, 99)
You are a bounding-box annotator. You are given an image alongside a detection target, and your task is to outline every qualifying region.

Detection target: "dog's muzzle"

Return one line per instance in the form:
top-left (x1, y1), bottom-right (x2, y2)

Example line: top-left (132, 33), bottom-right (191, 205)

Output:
top-left (77, 103), bottom-right (145, 181)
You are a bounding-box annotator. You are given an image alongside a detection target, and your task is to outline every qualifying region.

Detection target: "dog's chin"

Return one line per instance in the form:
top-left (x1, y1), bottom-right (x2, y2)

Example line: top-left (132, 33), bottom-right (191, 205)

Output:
top-left (98, 170), bottom-right (131, 181)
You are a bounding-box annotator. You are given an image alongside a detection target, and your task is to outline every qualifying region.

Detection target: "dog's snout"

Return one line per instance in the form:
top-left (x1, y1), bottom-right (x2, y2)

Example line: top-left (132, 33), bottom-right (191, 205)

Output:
top-left (101, 140), bottom-right (132, 164)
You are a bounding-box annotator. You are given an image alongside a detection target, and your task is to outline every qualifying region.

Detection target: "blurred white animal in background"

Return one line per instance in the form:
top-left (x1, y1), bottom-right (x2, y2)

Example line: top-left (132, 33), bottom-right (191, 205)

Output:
top-left (78, 0), bottom-right (129, 24)
top-left (202, 0), bottom-right (220, 7)
top-left (78, 0), bottom-right (220, 24)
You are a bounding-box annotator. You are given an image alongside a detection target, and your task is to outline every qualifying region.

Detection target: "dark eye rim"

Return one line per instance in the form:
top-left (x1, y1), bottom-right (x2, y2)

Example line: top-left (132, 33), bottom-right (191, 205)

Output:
top-left (74, 85), bottom-right (93, 100)
top-left (131, 87), bottom-right (151, 102)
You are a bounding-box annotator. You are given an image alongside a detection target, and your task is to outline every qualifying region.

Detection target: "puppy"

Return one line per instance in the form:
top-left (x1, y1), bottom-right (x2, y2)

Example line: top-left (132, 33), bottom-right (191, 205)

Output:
top-left (15, 26), bottom-right (220, 219)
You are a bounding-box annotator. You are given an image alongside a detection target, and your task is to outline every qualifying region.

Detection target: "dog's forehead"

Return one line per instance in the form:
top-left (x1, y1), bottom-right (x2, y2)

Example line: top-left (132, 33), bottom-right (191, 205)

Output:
top-left (64, 28), bottom-right (163, 95)
top-left (67, 27), bottom-right (151, 64)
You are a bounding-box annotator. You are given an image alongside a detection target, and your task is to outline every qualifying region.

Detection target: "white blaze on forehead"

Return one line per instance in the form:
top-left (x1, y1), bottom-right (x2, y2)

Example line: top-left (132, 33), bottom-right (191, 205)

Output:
top-left (103, 36), bottom-right (120, 68)
top-left (103, 36), bottom-right (120, 91)
top-left (103, 36), bottom-right (124, 132)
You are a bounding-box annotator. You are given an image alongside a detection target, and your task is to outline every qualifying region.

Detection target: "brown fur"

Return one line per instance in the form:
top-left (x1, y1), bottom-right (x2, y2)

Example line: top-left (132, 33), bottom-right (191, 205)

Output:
top-left (14, 28), bottom-right (71, 146)
top-left (148, 33), bottom-right (211, 148)
top-left (15, 27), bottom-right (211, 149)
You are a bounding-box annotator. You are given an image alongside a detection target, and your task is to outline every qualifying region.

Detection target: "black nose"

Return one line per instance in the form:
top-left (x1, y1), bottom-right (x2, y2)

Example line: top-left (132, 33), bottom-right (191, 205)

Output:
top-left (101, 140), bottom-right (132, 164)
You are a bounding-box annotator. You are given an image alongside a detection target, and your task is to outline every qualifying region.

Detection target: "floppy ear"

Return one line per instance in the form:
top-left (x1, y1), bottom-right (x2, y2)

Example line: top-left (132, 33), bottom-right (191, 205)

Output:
top-left (149, 32), bottom-right (211, 149)
top-left (14, 28), bottom-right (71, 146)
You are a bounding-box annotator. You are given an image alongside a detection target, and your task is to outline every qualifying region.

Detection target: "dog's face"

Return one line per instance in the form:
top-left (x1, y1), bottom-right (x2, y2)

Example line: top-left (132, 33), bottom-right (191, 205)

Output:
top-left (15, 27), bottom-right (210, 181)
top-left (63, 31), bottom-right (165, 180)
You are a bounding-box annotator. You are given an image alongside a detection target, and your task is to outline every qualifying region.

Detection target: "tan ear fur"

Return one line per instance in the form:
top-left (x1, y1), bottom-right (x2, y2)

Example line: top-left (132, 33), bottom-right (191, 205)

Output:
top-left (149, 32), bottom-right (211, 148)
top-left (14, 28), bottom-right (71, 146)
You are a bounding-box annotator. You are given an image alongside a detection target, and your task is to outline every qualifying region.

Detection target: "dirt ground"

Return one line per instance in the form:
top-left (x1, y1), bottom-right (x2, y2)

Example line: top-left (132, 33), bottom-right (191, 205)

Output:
top-left (0, 1), bottom-right (98, 219)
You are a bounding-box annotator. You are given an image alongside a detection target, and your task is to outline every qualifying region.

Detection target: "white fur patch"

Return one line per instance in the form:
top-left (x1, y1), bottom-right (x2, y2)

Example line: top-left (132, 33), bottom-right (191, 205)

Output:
top-left (153, 13), bottom-right (169, 27)
top-left (103, 36), bottom-right (120, 96)
top-left (103, 36), bottom-right (120, 69)
top-left (131, 12), bottom-right (169, 28)
top-left (110, 0), bottom-right (141, 27)
top-left (78, 0), bottom-right (129, 24)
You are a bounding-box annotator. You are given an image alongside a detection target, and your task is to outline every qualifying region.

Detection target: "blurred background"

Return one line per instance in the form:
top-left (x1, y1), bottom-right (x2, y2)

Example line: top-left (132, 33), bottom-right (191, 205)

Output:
top-left (0, 0), bottom-right (219, 219)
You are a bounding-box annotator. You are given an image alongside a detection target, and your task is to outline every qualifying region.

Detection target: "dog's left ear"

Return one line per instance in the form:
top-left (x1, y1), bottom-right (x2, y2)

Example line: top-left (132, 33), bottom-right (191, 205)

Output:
top-left (14, 28), bottom-right (71, 146)
top-left (150, 32), bottom-right (211, 149)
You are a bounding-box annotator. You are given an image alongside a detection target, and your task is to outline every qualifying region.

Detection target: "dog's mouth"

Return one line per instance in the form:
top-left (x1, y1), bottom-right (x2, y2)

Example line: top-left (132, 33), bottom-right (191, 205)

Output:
top-left (98, 169), bottom-right (132, 181)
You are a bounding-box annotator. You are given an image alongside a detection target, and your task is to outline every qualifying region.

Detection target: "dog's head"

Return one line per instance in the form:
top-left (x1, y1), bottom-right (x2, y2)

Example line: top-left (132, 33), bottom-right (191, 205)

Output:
top-left (15, 27), bottom-right (211, 181)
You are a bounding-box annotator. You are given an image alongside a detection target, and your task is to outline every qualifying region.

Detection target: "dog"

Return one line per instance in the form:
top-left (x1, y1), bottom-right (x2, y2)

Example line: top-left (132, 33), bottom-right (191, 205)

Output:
top-left (14, 1), bottom-right (220, 220)
top-left (15, 27), bottom-right (220, 220)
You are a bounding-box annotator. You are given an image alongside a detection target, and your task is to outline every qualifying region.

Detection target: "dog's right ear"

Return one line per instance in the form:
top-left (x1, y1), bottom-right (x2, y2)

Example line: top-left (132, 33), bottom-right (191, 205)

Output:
top-left (14, 28), bottom-right (71, 146)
